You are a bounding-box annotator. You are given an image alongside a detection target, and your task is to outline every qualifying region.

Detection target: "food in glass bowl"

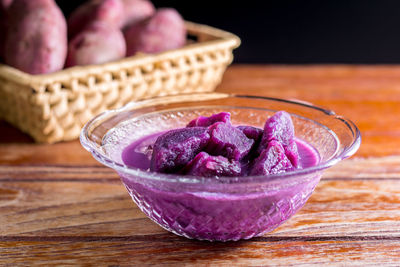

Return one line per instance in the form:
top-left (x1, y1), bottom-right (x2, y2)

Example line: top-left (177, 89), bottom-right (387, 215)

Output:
top-left (122, 110), bottom-right (317, 177)
top-left (80, 93), bottom-right (361, 241)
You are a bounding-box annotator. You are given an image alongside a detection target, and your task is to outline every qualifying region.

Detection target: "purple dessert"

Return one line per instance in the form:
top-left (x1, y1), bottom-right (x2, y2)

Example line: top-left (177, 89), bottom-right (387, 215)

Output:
top-left (285, 139), bottom-right (300, 168)
top-left (250, 140), bottom-right (294, 176)
top-left (258, 111), bottom-right (300, 168)
top-left (183, 151), bottom-right (242, 177)
top-left (237, 125), bottom-right (263, 143)
top-left (206, 122), bottom-right (254, 161)
top-left (120, 111), bottom-right (321, 241)
top-left (148, 111), bottom-right (301, 177)
top-left (187, 112), bottom-right (231, 127)
top-left (150, 127), bottom-right (210, 173)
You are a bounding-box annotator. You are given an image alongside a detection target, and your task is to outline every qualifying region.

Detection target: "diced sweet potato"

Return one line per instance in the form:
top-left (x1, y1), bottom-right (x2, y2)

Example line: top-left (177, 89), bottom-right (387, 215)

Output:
top-left (5, 0), bottom-right (67, 74)
top-left (206, 122), bottom-right (254, 161)
top-left (187, 112), bottom-right (231, 127)
top-left (257, 111), bottom-right (300, 168)
top-left (183, 152), bottom-right (241, 177)
top-left (259, 111), bottom-right (295, 151)
top-left (67, 0), bottom-right (124, 39)
top-left (121, 0), bottom-right (155, 29)
top-left (237, 125), bottom-right (263, 143)
top-left (150, 127), bottom-right (210, 173)
top-left (124, 8), bottom-right (186, 56)
top-left (66, 21), bottom-right (126, 67)
top-left (250, 140), bottom-right (294, 176)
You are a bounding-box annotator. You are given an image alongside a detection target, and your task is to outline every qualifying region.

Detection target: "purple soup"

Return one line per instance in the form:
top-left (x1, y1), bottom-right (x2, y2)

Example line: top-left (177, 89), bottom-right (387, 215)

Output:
top-left (120, 111), bottom-right (321, 241)
top-left (122, 133), bottom-right (318, 172)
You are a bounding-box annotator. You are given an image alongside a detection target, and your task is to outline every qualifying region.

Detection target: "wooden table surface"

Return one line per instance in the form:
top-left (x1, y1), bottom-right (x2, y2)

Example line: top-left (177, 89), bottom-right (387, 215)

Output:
top-left (1, 65), bottom-right (400, 266)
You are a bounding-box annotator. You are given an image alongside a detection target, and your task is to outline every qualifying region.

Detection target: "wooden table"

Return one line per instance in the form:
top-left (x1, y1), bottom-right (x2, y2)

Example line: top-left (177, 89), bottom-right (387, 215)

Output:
top-left (1, 65), bottom-right (400, 265)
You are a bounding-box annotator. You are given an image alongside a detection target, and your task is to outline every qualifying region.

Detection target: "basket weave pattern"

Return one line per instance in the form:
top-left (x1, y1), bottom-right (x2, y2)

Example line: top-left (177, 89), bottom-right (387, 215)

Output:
top-left (0, 22), bottom-right (240, 143)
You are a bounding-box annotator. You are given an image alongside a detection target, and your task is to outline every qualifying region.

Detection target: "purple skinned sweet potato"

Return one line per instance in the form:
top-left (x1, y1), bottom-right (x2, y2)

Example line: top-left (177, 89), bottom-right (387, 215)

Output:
top-left (66, 21), bottom-right (126, 67)
top-left (0, 0), bottom-right (13, 9)
top-left (5, 0), bottom-right (67, 74)
top-left (187, 112), bottom-right (231, 127)
top-left (250, 140), bottom-right (294, 176)
top-left (150, 127), bottom-right (210, 173)
top-left (124, 8), bottom-right (186, 56)
top-left (206, 122), bottom-right (254, 161)
top-left (257, 111), bottom-right (300, 167)
top-left (121, 0), bottom-right (155, 29)
top-left (183, 152), bottom-right (241, 177)
top-left (67, 0), bottom-right (124, 39)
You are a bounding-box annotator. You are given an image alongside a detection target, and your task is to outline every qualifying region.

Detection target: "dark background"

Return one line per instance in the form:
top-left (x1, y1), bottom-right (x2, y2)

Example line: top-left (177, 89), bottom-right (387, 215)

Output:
top-left (57, 0), bottom-right (400, 64)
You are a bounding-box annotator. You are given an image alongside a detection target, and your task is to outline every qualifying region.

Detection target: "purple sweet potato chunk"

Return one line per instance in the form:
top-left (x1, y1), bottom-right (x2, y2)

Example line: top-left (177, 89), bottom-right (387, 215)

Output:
top-left (150, 127), bottom-right (210, 173)
top-left (187, 112), bottom-right (231, 127)
top-left (237, 125), bottom-right (264, 163)
top-left (206, 122), bottom-right (254, 161)
top-left (257, 111), bottom-right (300, 168)
top-left (285, 140), bottom-right (300, 168)
top-left (237, 126), bottom-right (263, 142)
top-left (183, 152), bottom-right (241, 177)
top-left (250, 140), bottom-right (294, 176)
top-left (260, 111), bottom-right (295, 149)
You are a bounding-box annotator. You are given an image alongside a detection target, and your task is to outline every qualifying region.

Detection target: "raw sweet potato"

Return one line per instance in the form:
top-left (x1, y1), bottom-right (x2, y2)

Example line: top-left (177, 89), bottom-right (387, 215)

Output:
top-left (67, 0), bottom-right (124, 39)
top-left (5, 0), bottom-right (67, 74)
top-left (124, 8), bottom-right (186, 56)
top-left (0, 0), bottom-right (13, 10)
top-left (66, 21), bottom-right (126, 67)
top-left (121, 0), bottom-right (155, 29)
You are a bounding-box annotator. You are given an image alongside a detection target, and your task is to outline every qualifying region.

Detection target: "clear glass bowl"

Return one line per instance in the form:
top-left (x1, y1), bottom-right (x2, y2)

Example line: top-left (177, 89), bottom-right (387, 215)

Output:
top-left (80, 93), bottom-right (361, 241)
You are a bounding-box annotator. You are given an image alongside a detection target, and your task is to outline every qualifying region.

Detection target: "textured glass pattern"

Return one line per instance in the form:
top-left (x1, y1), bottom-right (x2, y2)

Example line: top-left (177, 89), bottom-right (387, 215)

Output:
top-left (81, 93), bottom-right (361, 241)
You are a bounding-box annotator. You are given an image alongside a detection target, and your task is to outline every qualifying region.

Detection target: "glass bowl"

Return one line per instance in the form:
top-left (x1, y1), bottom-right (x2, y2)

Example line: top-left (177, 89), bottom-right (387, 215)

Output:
top-left (80, 93), bottom-right (361, 242)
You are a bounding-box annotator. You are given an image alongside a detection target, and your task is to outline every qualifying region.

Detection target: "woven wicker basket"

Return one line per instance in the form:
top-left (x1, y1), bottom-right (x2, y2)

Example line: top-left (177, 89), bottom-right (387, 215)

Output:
top-left (0, 21), bottom-right (240, 143)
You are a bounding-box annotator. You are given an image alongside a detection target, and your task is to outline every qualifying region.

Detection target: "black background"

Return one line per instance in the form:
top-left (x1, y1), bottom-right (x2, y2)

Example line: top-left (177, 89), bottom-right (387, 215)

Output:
top-left (57, 0), bottom-right (400, 64)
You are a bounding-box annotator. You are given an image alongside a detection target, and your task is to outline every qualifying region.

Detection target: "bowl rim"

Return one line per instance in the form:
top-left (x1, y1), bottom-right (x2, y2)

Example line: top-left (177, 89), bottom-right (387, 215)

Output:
top-left (80, 93), bottom-right (361, 184)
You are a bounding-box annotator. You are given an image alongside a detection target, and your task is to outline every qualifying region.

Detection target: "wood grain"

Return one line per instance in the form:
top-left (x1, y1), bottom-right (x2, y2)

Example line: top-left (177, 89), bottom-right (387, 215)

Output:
top-left (1, 174), bottom-right (400, 265)
top-left (2, 239), bottom-right (400, 266)
top-left (1, 65), bottom-right (400, 265)
top-left (1, 161), bottom-right (400, 238)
